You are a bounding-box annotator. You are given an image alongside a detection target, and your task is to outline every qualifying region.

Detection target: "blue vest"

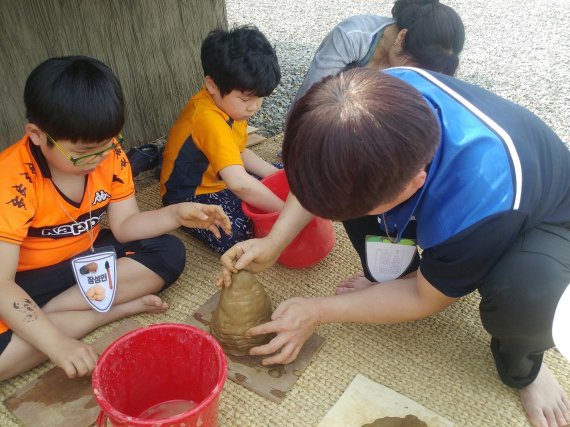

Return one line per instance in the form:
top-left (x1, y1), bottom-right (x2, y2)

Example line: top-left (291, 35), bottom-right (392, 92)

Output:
top-left (381, 67), bottom-right (570, 249)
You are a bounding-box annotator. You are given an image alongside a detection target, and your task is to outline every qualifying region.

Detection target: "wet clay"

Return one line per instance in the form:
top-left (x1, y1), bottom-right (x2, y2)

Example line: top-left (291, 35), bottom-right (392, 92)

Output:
top-left (362, 415), bottom-right (428, 427)
top-left (210, 271), bottom-right (272, 356)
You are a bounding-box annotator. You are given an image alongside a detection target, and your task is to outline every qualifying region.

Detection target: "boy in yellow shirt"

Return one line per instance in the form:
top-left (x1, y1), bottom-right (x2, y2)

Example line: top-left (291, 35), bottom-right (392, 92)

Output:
top-left (160, 26), bottom-right (284, 253)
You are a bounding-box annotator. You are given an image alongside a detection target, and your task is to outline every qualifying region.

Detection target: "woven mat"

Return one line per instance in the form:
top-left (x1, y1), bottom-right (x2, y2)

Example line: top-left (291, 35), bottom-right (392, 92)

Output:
top-left (1, 134), bottom-right (568, 427)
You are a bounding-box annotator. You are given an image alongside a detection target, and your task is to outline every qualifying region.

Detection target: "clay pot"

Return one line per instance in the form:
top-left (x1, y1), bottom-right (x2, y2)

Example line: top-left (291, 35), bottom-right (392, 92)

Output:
top-left (210, 271), bottom-right (272, 356)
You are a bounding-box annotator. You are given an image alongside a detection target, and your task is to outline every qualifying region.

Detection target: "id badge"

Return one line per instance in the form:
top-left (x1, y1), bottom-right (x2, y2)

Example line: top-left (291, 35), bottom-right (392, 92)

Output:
top-left (365, 235), bottom-right (417, 282)
top-left (71, 246), bottom-right (117, 312)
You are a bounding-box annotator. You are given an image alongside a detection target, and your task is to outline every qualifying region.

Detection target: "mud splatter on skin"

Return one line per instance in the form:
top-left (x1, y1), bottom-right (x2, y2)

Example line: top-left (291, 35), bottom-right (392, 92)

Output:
top-left (13, 298), bottom-right (39, 322)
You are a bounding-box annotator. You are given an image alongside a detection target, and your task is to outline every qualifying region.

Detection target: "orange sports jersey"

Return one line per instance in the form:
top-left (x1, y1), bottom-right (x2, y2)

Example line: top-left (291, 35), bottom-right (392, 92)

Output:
top-left (0, 135), bottom-right (135, 272)
top-left (160, 88), bottom-right (247, 204)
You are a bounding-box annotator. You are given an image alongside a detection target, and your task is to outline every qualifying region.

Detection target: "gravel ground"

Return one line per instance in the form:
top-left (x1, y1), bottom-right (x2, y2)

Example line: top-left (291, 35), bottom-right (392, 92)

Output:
top-left (227, 0), bottom-right (570, 145)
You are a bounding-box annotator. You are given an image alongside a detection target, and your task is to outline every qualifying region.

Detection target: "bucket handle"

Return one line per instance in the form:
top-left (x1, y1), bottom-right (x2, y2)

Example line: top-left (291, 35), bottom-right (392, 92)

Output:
top-left (96, 411), bottom-right (109, 426)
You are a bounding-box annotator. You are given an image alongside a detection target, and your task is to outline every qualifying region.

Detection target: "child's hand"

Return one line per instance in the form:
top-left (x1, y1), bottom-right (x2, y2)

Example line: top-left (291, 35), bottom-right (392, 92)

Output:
top-left (48, 336), bottom-right (98, 379)
top-left (177, 202), bottom-right (232, 238)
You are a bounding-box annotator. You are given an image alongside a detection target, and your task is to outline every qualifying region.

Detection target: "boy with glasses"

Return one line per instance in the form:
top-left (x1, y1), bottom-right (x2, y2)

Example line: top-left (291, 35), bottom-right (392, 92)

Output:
top-left (0, 56), bottom-right (231, 380)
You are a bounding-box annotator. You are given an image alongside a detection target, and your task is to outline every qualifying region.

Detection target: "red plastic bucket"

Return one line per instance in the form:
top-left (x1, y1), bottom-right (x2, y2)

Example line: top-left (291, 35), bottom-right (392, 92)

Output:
top-left (92, 323), bottom-right (227, 427)
top-left (242, 169), bottom-right (335, 268)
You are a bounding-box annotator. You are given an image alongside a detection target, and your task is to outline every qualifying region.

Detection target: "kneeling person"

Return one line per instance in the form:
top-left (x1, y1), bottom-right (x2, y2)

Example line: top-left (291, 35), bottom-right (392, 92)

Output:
top-left (222, 68), bottom-right (570, 427)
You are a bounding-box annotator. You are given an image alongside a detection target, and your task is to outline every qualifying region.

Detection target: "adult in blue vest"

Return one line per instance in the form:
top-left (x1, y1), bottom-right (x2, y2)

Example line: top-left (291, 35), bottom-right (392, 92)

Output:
top-left (221, 67), bottom-right (570, 426)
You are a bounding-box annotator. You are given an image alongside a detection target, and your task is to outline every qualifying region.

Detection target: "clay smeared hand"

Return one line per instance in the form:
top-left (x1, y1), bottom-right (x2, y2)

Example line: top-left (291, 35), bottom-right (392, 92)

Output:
top-left (47, 336), bottom-right (98, 379)
top-left (177, 202), bottom-right (232, 238)
top-left (246, 297), bottom-right (319, 365)
top-left (219, 237), bottom-right (282, 287)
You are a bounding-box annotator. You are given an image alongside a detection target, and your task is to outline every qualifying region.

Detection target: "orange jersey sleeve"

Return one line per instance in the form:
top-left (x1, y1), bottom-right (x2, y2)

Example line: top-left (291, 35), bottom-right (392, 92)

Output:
top-left (0, 137), bottom-right (134, 272)
top-left (0, 138), bottom-right (40, 246)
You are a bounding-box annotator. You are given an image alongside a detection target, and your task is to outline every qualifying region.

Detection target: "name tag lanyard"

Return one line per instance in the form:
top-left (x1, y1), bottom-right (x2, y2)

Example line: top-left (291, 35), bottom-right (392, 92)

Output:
top-left (52, 179), bottom-right (96, 252)
top-left (51, 179), bottom-right (117, 312)
top-left (364, 213), bottom-right (417, 282)
top-left (380, 213), bottom-right (397, 243)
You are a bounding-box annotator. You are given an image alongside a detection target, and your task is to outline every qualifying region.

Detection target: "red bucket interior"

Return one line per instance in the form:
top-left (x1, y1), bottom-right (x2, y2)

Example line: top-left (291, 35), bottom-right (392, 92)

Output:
top-left (92, 323), bottom-right (227, 426)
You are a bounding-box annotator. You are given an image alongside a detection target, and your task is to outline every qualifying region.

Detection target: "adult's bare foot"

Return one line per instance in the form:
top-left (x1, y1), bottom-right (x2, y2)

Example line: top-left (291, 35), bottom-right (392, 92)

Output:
top-left (336, 272), bottom-right (377, 295)
top-left (519, 364), bottom-right (569, 427)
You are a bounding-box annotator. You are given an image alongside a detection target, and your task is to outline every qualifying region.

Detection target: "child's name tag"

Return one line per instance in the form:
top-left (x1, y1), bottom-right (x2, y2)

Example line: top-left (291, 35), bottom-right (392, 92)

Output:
top-left (365, 236), bottom-right (417, 282)
top-left (71, 246), bottom-right (117, 312)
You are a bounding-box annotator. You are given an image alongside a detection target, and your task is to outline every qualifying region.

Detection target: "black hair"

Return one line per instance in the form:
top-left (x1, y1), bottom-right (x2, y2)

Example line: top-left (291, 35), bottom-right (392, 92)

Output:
top-left (24, 55), bottom-right (124, 143)
top-left (283, 68), bottom-right (440, 221)
top-left (392, 0), bottom-right (465, 75)
top-left (201, 25), bottom-right (281, 97)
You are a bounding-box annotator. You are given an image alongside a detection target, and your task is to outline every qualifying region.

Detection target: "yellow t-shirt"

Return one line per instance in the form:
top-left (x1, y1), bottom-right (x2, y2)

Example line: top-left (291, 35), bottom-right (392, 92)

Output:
top-left (160, 88), bottom-right (247, 203)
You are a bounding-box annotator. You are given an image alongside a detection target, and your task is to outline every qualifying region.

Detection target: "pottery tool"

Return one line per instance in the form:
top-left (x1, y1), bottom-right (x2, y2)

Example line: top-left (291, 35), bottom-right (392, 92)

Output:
top-left (185, 290), bottom-right (325, 403)
top-left (104, 261), bottom-right (113, 289)
top-left (318, 374), bottom-right (454, 427)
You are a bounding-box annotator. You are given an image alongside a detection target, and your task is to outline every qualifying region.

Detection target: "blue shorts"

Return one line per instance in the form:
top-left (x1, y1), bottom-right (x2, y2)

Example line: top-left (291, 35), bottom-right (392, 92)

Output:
top-left (182, 164), bottom-right (283, 254)
top-left (0, 330), bottom-right (13, 355)
top-left (183, 189), bottom-right (254, 254)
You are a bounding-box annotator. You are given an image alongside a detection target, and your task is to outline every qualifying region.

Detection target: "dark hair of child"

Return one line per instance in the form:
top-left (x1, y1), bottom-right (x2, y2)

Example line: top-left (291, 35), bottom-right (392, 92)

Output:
top-left (24, 55), bottom-right (124, 144)
top-left (282, 67), bottom-right (440, 221)
top-left (200, 25), bottom-right (281, 97)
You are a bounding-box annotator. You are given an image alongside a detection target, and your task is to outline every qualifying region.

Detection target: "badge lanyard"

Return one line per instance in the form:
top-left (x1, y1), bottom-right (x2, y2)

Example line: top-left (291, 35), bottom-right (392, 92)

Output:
top-left (364, 214), bottom-right (417, 283)
top-left (380, 213), bottom-right (397, 243)
top-left (53, 180), bottom-right (95, 252)
top-left (52, 179), bottom-right (117, 312)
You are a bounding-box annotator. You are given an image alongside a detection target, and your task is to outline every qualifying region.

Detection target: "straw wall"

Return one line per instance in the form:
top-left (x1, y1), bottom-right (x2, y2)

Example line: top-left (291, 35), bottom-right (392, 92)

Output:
top-left (0, 0), bottom-right (227, 149)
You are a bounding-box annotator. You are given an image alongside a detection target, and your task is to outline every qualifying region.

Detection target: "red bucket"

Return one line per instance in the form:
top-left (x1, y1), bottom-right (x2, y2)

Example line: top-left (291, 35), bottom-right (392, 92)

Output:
top-left (92, 323), bottom-right (227, 427)
top-left (242, 169), bottom-right (335, 268)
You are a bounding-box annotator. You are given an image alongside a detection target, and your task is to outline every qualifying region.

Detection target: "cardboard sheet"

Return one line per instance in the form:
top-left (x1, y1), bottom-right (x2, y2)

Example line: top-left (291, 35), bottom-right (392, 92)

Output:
top-left (318, 374), bottom-right (454, 427)
top-left (186, 291), bottom-right (325, 403)
top-left (4, 319), bottom-right (140, 427)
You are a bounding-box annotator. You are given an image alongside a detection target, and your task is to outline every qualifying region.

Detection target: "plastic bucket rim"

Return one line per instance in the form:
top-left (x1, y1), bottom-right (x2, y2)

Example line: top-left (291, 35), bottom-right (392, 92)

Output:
top-left (92, 323), bottom-right (228, 426)
top-left (241, 169), bottom-right (286, 220)
top-left (241, 200), bottom-right (280, 221)
top-left (277, 222), bottom-right (336, 268)
top-left (242, 169), bottom-right (336, 268)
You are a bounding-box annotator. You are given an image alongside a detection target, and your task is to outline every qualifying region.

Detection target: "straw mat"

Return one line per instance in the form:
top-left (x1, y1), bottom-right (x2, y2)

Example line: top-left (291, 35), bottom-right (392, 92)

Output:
top-left (1, 134), bottom-right (568, 427)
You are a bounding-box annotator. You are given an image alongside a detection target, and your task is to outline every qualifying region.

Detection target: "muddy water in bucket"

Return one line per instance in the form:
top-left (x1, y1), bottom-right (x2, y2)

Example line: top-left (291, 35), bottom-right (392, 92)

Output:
top-left (92, 323), bottom-right (227, 427)
top-left (137, 399), bottom-right (197, 420)
top-left (242, 169), bottom-right (335, 268)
